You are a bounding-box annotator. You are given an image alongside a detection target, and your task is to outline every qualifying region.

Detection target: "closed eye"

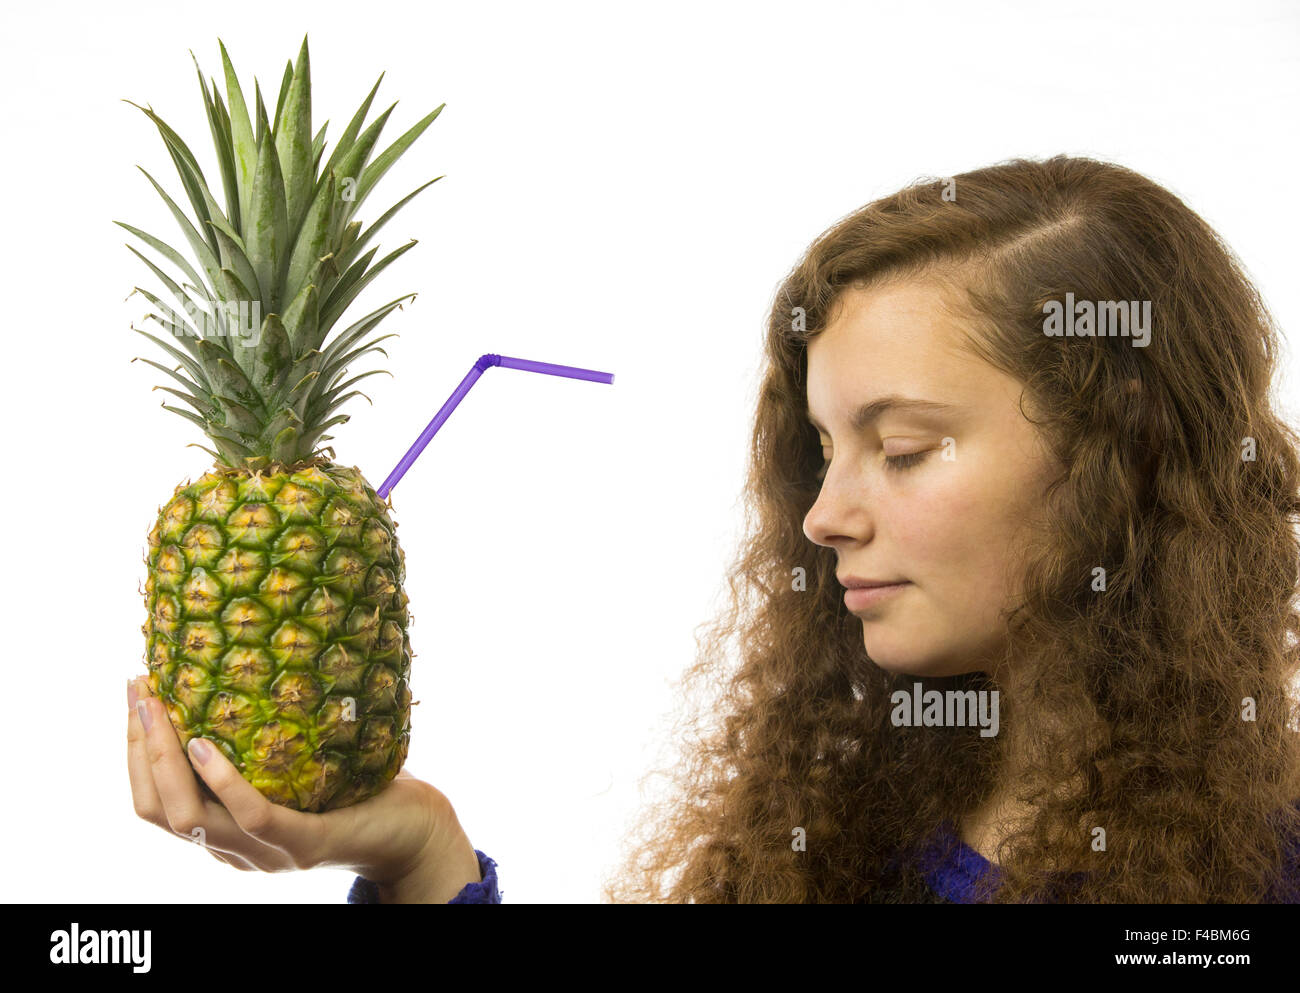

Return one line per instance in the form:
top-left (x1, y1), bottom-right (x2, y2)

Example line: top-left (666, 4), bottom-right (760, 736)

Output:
top-left (883, 451), bottom-right (928, 471)
top-left (815, 450), bottom-right (929, 481)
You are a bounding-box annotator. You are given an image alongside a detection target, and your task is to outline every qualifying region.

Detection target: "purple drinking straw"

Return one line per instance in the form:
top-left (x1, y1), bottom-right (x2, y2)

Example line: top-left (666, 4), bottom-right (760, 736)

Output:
top-left (376, 353), bottom-right (615, 499)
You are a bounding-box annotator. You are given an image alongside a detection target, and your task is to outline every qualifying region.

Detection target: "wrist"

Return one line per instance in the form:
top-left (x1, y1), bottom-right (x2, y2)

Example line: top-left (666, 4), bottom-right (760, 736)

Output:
top-left (373, 795), bottom-right (483, 903)
top-left (376, 831), bottom-right (481, 904)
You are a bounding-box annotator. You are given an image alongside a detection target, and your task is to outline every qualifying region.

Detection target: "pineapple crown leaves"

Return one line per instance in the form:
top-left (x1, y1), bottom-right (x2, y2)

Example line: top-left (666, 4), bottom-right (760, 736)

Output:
top-left (119, 34), bottom-right (444, 470)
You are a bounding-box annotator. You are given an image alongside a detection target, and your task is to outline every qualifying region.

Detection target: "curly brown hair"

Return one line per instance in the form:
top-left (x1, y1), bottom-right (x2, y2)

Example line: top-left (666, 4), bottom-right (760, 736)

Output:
top-left (603, 155), bottom-right (1300, 903)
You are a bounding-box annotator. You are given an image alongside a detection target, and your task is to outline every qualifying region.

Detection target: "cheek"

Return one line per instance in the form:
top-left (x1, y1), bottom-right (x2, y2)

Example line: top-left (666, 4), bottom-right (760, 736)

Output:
top-left (887, 464), bottom-right (1024, 592)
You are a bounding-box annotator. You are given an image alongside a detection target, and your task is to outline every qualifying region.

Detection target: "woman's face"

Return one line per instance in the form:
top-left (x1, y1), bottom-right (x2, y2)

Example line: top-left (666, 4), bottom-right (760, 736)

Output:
top-left (802, 278), bottom-right (1058, 677)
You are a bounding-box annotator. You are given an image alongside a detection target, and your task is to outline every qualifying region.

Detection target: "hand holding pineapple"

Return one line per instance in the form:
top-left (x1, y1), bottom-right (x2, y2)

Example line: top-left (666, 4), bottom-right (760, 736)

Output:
top-left (127, 675), bottom-right (484, 902)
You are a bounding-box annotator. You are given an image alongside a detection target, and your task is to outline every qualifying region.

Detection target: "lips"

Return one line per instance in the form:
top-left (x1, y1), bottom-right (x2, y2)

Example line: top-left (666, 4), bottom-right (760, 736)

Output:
top-left (837, 575), bottom-right (907, 589)
top-left (843, 581), bottom-right (910, 611)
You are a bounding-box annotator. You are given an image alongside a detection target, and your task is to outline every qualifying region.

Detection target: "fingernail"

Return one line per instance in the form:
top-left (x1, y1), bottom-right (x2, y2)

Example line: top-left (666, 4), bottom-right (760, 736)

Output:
top-left (188, 738), bottom-right (211, 764)
top-left (127, 678), bottom-right (139, 709)
top-left (136, 699), bottom-right (153, 731)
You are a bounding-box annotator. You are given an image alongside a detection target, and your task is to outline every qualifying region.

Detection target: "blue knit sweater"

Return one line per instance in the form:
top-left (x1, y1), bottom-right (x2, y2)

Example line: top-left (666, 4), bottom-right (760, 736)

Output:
top-left (348, 813), bottom-right (1300, 903)
top-left (919, 818), bottom-right (1300, 903)
top-left (347, 849), bottom-right (501, 904)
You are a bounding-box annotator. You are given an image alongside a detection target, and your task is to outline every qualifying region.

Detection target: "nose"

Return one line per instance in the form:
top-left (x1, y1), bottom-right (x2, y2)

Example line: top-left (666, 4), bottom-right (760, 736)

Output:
top-left (803, 468), bottom-right (871, 548)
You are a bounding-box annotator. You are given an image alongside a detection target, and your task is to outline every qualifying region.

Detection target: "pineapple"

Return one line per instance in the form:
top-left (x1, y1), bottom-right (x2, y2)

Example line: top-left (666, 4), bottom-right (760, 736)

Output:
top-left (126, 37), bottom-right (443, 811)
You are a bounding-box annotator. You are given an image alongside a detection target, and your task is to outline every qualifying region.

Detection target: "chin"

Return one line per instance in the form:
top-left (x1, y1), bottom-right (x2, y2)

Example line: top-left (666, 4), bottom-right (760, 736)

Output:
top-left (863, 642), bottom-right (931, 675)
top-left (862, 630), bottom-right (974, 678)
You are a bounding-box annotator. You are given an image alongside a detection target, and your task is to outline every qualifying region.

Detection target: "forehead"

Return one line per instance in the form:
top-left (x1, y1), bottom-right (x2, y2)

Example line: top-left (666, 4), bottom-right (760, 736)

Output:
top-left (805, 280), bottom-right (981, 419)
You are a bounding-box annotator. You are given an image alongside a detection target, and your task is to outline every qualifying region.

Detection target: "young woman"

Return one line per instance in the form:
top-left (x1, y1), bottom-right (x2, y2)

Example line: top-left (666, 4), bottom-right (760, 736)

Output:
top-left (129, 155), bottom-right (1300, 902)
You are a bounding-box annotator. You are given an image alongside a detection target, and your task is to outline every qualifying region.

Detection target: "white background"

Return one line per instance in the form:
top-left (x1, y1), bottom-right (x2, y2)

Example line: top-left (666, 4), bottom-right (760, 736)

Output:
top-left (1, 0), bottom-right (1297, 902)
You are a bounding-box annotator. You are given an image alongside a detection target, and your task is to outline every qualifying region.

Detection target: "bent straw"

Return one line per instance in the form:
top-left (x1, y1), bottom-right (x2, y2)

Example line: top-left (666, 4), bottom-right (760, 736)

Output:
top-left (376, 353), bottom-right (616, 499)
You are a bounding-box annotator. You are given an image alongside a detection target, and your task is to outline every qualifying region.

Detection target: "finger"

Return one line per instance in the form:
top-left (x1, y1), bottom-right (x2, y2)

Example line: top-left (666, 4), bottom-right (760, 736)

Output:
top-left (136, 693), bottom-right (214, 841)
top-left (186, 736), bottom-right (327, 869)
top-left (126, 680), bottom-right (270, 862)
top-left (171, 805), bottom-right (295, 871)
top-left (128, 682), bottom-right (296, 869)
top-left (126, 677), bottom-right (166, 826)
top-left (136, 694), bottom-right (285, 865)
top-left (132, 716), bottom-right (299, 869)
top-left (205, 847), bottom-right (256, 871)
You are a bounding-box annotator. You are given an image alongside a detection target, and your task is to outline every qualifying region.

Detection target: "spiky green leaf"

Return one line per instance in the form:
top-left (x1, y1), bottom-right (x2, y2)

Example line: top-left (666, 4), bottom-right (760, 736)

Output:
top-left (116, 221), bottom-right (212, 301)
top-left (134, 167), bottom-right (222, 291)
top-left (153, 385), bottom-right (213, 416)
top-left (286, 171), bottom-right (334, 301)
top-left (215, 396), bottom-right (264, 435)
top-left (125, 100), bottom-right (219, 260)
top-left (353, 104), bottom-right (444, 213)
top-left (207, 225), bottom-right (261, 309)
top-left (272, 58), bottom-right (294, 137)
top-left (336, 176), bottom-right (442, 274)
top-left (251, 313), bottom-right (291, 391)
top-left (245, 100), bottom-right (289, 314)
top-left (254, 78), bottom-right (269, 147)
top-left (125, 247), bottom-right (212, 341)
top-left (314, 336), bottom-right (397, 396)
top-left (219, 41), bottom-right (257, 228)
top-left (281, 282), bottom-right (320, 356)
top-left (320, 240), bottom-right (418, 331)
top-left (318, 294), bottom-right (415, 367)
top-left (270, 425), bottom-right (302, 463)
top-left (192, 54), bottom-right (241, 232)
top-left (134, 355), bottom-right (209, 400)
top-left (131, 306), bottom-right (208, 384)
top-left (329, 102), bottom-right (395, 240)
top-left (321, 73), bottom-right (383, 185)
top-left (275, 37), bottom-right (313, 237)
top-left (311, 122), bottom-right (328, 175)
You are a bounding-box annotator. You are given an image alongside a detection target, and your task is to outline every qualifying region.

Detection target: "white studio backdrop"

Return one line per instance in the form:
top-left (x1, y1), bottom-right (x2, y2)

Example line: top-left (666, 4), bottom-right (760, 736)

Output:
top-left (0, 0), bottom-right (1296, 902)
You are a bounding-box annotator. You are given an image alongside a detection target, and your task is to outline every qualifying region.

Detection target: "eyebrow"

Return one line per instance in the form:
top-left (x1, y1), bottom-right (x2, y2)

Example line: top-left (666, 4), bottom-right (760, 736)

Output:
top-left (804, 395), bottom-right (958, 431)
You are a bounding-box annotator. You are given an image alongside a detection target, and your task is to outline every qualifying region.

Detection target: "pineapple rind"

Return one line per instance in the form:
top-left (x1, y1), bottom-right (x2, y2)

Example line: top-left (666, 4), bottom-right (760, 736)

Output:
top-left (143, 462), bottom-right (411, 811)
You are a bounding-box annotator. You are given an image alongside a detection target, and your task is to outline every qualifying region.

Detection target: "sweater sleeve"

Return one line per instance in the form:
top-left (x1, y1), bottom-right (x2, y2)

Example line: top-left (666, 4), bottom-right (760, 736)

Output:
top-left (347, 849), bottom-right (501, 904)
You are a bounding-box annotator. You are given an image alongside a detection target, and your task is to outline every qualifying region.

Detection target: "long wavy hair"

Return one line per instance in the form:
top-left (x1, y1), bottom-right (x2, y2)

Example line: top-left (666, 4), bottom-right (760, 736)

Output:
top-left (604, 155), bottom-right (1300, 902)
